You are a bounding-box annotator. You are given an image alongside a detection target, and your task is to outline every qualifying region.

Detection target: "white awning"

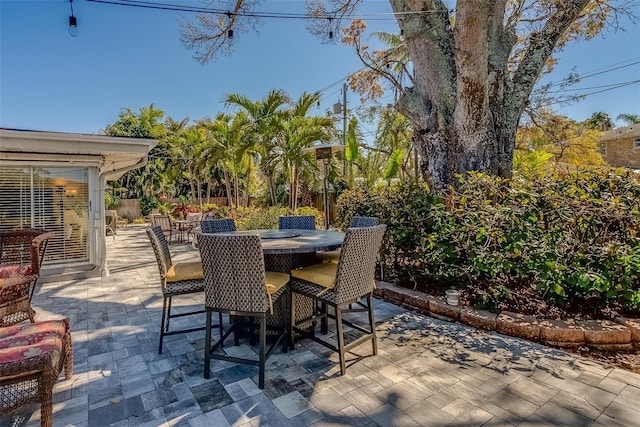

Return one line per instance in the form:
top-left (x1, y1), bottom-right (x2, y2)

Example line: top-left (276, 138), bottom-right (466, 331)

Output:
top-left (0, 128), bottom-right (157, 179)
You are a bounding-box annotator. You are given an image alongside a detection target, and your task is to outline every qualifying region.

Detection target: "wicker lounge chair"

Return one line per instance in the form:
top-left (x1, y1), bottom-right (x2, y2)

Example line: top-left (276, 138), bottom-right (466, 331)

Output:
top-left (289, 225), bottom-right (386, 375)
top-left (0, 318), bottom-right (73, 427)
top-left (0, 228), bottom-right (55, 325)
top-left (198, 233), bottom-right (289, 389)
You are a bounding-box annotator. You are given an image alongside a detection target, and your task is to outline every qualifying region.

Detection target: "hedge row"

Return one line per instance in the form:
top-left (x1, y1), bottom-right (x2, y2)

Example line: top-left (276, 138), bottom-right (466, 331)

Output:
top-left (336, 169), bottom-right (640, 315)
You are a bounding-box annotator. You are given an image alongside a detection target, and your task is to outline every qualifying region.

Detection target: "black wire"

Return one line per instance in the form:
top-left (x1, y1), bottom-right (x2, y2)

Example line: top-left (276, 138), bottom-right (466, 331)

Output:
top-left (81, 0), bottom-right (442, 21)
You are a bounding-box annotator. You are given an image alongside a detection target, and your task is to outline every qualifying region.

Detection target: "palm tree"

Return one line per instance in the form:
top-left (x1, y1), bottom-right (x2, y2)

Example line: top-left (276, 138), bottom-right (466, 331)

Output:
top-left (616, 113), bottom-right (640, 126)
top-left (169, 126), bottom-right (208, 202)
top-left (274, 92), bottom-right (334, 210)
top-left (225, 89), bottom-right (291, 206)
top-left (204, 112), bottom-right (249, 208)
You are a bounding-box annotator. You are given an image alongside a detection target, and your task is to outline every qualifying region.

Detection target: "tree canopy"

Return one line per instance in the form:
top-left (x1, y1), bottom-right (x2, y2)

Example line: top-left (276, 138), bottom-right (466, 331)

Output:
top-left (180, 0), bottom-right (636, 186)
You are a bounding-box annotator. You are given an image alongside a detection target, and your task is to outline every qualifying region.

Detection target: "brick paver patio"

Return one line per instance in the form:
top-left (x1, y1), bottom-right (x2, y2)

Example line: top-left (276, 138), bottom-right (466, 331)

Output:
top-left (10, 225), bottom-right (640, 426)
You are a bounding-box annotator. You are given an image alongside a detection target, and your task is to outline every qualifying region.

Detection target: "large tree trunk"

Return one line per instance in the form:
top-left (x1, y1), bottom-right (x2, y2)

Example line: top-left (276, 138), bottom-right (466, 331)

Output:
top-left (391, 0), bottom-right (590, 186)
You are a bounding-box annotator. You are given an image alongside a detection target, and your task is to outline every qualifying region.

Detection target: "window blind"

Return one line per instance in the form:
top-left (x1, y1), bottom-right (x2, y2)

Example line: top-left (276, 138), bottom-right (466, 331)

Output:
top-left (0, 166), bottom-right (90, 265)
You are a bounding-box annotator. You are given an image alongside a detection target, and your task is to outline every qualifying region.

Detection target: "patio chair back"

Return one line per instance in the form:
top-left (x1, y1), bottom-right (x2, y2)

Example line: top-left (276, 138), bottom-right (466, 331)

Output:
top-left (350, 216), bottom-right (379, 227)
top-left (151, 214), bottom-right (172, 232)
top-left (334, 225), bottom-right (386, 304)
top-left (198, 233), bottom-right (269, 313)
top-left (0, 228), bottom-right (54, 277)
top-left (105, 210), bottom-right (117, 236)
top-left (186, 212), bottom-right (202, 223)
top-left (146, 226), bottom-right (172, 284)
top-left (151, 214), bottom-right (174, 242)
top-left (278, 215), bottom-right (315, 230)
top-left (200, 218), bottom-right (236, 234)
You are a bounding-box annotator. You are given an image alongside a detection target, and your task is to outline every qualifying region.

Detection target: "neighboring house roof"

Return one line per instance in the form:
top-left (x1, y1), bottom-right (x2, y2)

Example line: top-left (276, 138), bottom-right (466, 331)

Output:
top-left (0, 128), bottom-right (157, 180)
top-left (600, 124), bottom-right (640, 142)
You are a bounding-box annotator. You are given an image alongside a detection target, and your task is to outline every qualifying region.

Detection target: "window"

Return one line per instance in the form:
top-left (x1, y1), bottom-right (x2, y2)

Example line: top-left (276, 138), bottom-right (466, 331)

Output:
top-left (634, 138), bottom-right (640, 149)
top-left (0, 166), bottom-right (90, 265)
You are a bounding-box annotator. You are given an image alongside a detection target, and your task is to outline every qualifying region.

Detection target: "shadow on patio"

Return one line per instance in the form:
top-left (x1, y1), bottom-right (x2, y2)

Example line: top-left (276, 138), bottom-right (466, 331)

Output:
top-left (7, 226), bottom-right (640, 426)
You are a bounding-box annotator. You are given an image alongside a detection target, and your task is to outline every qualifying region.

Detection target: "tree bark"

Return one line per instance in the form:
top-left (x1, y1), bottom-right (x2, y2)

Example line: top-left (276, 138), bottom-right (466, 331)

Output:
top-left (389, 0), bottom-right (591, 186)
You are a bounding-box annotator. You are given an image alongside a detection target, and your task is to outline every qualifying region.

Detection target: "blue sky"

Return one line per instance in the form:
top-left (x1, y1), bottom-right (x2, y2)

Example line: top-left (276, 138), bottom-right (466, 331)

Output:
top-left (1, 0), bottom-right (639, 135)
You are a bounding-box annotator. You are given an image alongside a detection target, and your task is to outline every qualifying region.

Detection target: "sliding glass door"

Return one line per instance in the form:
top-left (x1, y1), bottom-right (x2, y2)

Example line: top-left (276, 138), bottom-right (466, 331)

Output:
top-left (0, 166), bottom-right (90, 264)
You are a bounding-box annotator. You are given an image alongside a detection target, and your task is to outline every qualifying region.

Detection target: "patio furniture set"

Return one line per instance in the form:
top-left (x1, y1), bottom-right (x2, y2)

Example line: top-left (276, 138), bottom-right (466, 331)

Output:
top-left (150, 212), bottom-right (206, 244)
top-left (146, 215), bottom-right (385, 390)
top-left (0, 229), bottom-right (74, 427)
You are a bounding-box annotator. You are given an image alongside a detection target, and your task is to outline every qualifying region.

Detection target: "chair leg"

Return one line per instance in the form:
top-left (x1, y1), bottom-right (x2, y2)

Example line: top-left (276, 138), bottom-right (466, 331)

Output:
top-left (41, 373), bottom-right (54, 427)
top-left (159, 297), bottom-right (168, 354)
top-left (64, 333), bottom-right (74, 380)
top-left (367, 295), bottom-right (378, 355)
top-left (249, 318), bottom-right (256, 346)
top-left (335, 305), bottom-right (346, 375)
top-left (166, 297), bottom-right (172, 331)
top-left (204, 309), bottom-right (212, 379)
top-left (259, 315), bottom-right (266, 389)
top-left (281, 292), bottom-right (288, 353)
top-left (289, 289), bottom-right (295, 350)
top-left (219, 312), bottom-right (224, 345)
top-left (320, 302), bottom-right (328, 334)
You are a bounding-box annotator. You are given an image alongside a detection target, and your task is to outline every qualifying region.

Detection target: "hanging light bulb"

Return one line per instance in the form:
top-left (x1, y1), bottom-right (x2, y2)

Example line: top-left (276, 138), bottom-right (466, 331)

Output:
top-left (226, 11), bottom-right (233, 39)
top-left (68, 0), bottom-right (78, 37)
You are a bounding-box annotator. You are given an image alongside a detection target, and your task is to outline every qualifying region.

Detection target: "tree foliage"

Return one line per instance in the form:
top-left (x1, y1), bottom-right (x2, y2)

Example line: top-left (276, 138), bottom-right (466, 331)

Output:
top-left (180, 1), bottom-right (636, 186)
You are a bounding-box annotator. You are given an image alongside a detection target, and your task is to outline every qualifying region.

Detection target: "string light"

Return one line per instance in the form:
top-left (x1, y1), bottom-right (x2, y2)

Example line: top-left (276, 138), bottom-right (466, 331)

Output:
top-left (82, 0), bottom-right (452, 21)
top-left (68, 0), bottom-right (78, 37)
top-left (226, 11), bottom-right (233, 39)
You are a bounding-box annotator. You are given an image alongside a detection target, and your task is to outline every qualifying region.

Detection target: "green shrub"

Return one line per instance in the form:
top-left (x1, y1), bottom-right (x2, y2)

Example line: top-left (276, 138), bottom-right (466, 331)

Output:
top-left (139, 195), bottom-right (158, 216)
top-left (335, 169), bottom-right (640, 314)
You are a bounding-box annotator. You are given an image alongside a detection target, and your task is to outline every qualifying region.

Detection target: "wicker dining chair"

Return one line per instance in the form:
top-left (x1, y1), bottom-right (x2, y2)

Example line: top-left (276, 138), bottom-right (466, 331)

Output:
top-left (200, 218), bottom-right (236, 234)
top-left (198, 233), bottom-right (289, 389)
top-left (151, 214), bottom-right (175, 244)
top-left (289, 225), bottom-right (386, 375)
top-left (146, 226), bottom-right (221, 354)
top-left (278, 215), bottom-right (315, 230)
top-left (316, 216), bottom-right (379, 263)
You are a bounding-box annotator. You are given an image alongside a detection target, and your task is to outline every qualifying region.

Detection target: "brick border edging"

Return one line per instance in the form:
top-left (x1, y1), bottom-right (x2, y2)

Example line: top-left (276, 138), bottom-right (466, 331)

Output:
top-left (374, 281), bottom-right (640, 352)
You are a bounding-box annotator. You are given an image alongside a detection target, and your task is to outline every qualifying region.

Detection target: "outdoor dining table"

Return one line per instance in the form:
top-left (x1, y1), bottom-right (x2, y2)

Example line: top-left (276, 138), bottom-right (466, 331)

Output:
top-left (228, 229), bottom-right (345, 273)
top-left (196, 228), bottom-right (345, 330)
